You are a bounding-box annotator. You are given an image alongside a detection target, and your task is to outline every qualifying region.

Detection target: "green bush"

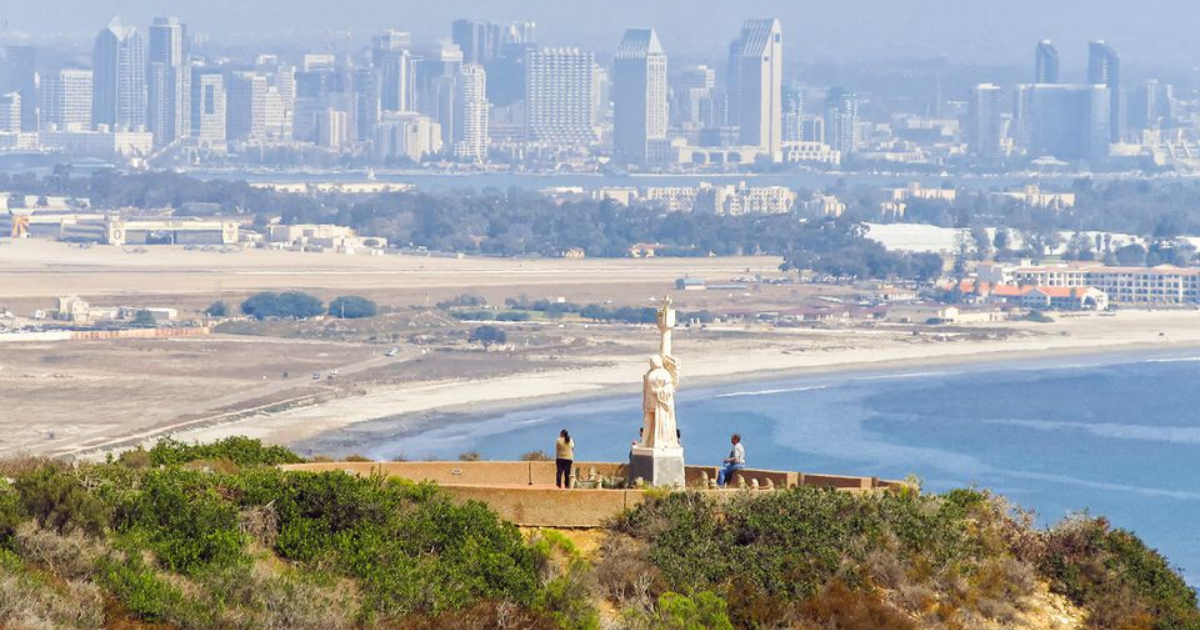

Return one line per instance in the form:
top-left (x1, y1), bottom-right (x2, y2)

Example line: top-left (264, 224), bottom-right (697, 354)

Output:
top-left (0, 484), bottom-right (22, 549)
top-left (623, 591), bottom-right (734, 630)
top-left (148, 436), bottom-right (305, 467)
top-left (98, 552), bottom-right (201, 623)
top-left (241, 290), bottom-right (324, 320)
top-left (117, 469), bottom-right (247, 575)
top-left (14, 465), bottom-right (109, 537)
top-left (329, 295), bottom-right (378, 319)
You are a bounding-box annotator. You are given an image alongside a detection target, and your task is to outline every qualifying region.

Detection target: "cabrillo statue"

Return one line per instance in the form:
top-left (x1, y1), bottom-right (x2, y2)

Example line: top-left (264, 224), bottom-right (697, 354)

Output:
top-left (641, 298), bottom-right (681, 449)
top-left (629, 296), bottom-right (686, 487)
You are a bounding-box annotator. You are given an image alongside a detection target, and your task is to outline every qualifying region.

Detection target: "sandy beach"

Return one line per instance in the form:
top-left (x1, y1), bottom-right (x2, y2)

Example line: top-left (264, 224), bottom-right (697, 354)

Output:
top-left (161, 309), bottom-right (1200, 455)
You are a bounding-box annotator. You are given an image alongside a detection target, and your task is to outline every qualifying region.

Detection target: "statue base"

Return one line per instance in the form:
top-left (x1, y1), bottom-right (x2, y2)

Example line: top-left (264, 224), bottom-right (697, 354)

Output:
top-left (628, 446), bottom-right (686, 488)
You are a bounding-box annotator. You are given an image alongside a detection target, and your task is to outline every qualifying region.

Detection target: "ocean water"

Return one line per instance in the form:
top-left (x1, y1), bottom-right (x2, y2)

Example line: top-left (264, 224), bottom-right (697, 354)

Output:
top-left (355, 350), bottom-right (1200, 586)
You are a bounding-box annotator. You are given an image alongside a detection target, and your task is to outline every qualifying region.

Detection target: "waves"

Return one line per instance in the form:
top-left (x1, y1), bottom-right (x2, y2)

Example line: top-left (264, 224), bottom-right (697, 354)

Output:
top-left (984, 419), bottom-right (1200, 445)
top-left (715, 385), bottom-right (828, 399)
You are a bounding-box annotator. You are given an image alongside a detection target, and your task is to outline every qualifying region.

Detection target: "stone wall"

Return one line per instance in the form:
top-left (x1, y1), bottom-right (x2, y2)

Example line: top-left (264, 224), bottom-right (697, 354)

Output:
top-left (280, 461), bottom-right (906, 527)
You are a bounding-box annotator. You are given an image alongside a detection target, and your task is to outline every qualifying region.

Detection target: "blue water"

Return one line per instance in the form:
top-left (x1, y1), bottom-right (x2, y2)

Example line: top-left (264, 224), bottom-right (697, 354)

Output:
top-left (352, 349), bottom-right (1200, 586)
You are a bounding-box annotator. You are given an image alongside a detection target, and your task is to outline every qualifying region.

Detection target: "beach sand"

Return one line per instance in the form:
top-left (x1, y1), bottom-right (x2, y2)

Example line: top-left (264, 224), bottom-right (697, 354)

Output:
top-left (161, 309), bottom-right (1200, 455)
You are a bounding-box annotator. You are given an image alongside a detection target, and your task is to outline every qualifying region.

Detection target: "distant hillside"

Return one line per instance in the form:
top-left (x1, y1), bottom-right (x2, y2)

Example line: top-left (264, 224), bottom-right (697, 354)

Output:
top-left (0, 437), bottom-right (1195, 630)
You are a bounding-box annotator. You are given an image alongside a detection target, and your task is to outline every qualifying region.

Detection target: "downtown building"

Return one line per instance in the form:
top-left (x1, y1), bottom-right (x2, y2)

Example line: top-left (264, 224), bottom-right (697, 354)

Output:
top-left (226, 71), bottom-right (269, 144)
top-left (190, 69), bottom-right (227, 151)
top-left (92, 16), bottom-right (146, 131)
top-left (728, 19), bottom-right (783, 160)
top-left (4, 46), bottom-right (38, 131)
top-left (612, 29), bottom-right (668, 166)
top-left (146, 17), bottom-right (189, 146)
top-left (525, 47), bottom-right (596, 148)
top-left (453, 64), bottom-right (489, 161)
top-left (40, 68), bottom-right (94, 130)
top-left (968, 83), bottom-right (1007, 162)
top-left (824, 86), bottom-right (860, 155)
top-left (1014, 84), bottom-right (1110, 163)
top-left (1088, 41), bottom-right (1121, 142)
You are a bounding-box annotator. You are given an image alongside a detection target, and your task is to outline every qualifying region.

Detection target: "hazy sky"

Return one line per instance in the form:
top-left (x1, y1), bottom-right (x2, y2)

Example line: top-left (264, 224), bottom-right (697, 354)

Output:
top-left (5, 0), bottom-right (1200, 69)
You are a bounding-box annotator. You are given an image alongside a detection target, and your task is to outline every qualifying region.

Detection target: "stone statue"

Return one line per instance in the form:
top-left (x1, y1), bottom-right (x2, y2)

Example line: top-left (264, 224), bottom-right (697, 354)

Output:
top-left (629, 295), bottom-right (686, 487)
top-left (641, 296), bottom-right (681, 449)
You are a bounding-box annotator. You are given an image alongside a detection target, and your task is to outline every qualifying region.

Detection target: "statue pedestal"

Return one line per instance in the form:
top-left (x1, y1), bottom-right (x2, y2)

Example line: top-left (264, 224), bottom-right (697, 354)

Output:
top-left (628, 446), bottom-right (686, 488)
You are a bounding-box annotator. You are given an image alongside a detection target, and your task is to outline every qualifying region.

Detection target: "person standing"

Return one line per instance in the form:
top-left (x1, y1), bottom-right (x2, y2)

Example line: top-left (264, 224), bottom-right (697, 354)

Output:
top-left (717, 434), bottom-right (745, 487)
top-left (555, 429), bottom-right (575, 489)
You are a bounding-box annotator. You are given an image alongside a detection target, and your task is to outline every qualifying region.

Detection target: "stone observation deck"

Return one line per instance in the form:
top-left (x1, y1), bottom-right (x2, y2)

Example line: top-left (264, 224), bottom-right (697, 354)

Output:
top-left (281, 461), bottom-right (907, 528)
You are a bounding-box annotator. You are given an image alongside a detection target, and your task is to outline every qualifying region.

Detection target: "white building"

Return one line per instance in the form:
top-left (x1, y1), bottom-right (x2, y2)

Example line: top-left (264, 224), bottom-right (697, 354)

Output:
top-left (453, 64), bottom-right (489, 161)
top-left (0, 93), bottom-right (19, 133)
top-left (525, 48), bottom-right (596, 147)
top-left (375, 112), bottom-right (442, 161)
top-left (41, 69), bottom-right (94, 131)
top-left (190, 71), bottom-right (227, 151)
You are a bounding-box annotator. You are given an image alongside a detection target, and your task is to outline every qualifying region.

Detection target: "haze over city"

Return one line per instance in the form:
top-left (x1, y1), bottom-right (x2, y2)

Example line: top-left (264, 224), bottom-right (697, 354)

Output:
top-left (6, 0), bottom-right (1200, 67)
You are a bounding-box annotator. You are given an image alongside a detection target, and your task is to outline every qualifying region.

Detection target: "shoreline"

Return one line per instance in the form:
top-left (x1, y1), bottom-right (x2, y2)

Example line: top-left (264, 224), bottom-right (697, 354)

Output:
top-left (97, 309), bottom-right (1200, 459)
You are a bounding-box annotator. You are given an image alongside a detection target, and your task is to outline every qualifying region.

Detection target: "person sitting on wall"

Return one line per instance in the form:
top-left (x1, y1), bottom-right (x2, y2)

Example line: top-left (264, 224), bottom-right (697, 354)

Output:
top-left (716, 433), bottom-right (745, 487)
top-left (555, 429), bottom-right (575, 489)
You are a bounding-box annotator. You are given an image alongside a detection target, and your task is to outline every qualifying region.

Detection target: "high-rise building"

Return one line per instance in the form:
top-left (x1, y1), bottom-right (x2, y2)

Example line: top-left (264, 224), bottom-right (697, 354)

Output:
top-left (1129, 79), bottom-right (1175, 131)
top-left (0, 92), bottom-right (20, 132)
top-left (452, 19), bottom-right (536, 66)
top-left (375, 111), bottom-right (442, 161)
top-left (147, 17), bottom-right (189, 146)
top-left (226, 71), bottom-right (268, 143)
top-left (453, 64), bottom-right (489, 161)
top-left (4, 46), bottom-right (37, 131)
top-left (670, 65), bottom-right (717, 131)
top-left (1035, 40), bottom-right (1059, 83)
top-left (354, 67), bottom-right (381, 142)
top-left (92, 16), bottom-right (146, 130)
top-left (824, 86), bottom-right (859, 155)
top-left (613, 29), bottom-right (668, 165)
top-left (968, 83), bottom-right (1006, 161)
top-left (190, 69), bottom-right (226, 150)
top-left (487, 42), bottom-right (537, 108)
top-left (525, 47), bottom-right (596, 147)
top-left (730, 19), bottom-right (783, 159)
top-left (41, 68), bottom-right (93, 130)
top-left (412, 41), bottom-right (463, 128)
top-left (374, 32), bottom-right (412, 113)
top-left (1015, 84), bottom-right (1110, 162)
top-left (783, 81), bottom-right (804, 142)
top-left (1088, 41), bottom-right (1121, 142)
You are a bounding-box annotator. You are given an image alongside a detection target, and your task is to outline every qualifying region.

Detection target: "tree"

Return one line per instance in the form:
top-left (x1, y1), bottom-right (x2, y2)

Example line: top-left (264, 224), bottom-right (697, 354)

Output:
top-left (328, 295), bottom-right (378, 319)
top-left (240, 291), bottom-right (324, 320)
top-left (204, 300), bottom-right (228, 317)
top-left (132, 310), bottom-right (157, 328)
top-left (1114, 244), bottom-right (1147, 267)
top-left (469, 325), bottom-right (507, 349)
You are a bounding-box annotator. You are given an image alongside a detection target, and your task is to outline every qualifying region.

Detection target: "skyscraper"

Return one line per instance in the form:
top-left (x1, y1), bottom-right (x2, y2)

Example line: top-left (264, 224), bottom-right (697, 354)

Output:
top-left (782, 81), bottom-right (804, 142)
top-left (147, 17), bottom-right (189, 146)
top-left (730, 19), bottom-right (783, 159)
top-left (226, 71), bottom-right (268, 143)
top-left (1035, 40), bottom-right (1059, 83)
top-left (1015, 84), bottom-right (1110, 163)
top-left (4, 46), bottom-right (37, 131)
top-left (1088, 41), bottom-right (1121, 142)
top-left (452, 19), bottom-right (536, 66)
top-left (190, 69), bottom-right (226, 150)
top-left (824, 86), bottom-right (859, 155)
top-left (92, 16), bottom-right (146, 130)
top-left (968, 84), bottom-right (1006, 162)
top-left (453, 64), bottom-right (489, 161)
top-left (612, 29), bottom-right (668, 165)
top-left (40, 68), bottom-right (93, 130)
top-left (0, 93), bottom-right (20, 133)
top-left (525, 48), bottom-right (596, 147)
top-left (374, 32), bottom-right (412, 113)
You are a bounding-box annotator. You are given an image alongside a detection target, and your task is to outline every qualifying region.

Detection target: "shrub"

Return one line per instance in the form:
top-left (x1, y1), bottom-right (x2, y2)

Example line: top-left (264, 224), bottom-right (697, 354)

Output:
top-left (622, 591), bottom-right (734, 630)
top-left (459, 451), bottom-right (483, 462)
top-left (117, 469), bottom-right (247, 575)
top-left (469, 325), bottom-right (507, 348)
top-left (98, 552), bottom-right (201, 623)
top-left (14, 465), bottom-right (109, 537)
top-left (148, 436), bottom-right (304, 467)
top-left (520, 450), bottom-right (552, 462)
top-left (240, 291), bottom-right (324, 320)
top-left (329, 295), bottom-right (378, 319)
top-left (204, 300), bottom-right (229, 317)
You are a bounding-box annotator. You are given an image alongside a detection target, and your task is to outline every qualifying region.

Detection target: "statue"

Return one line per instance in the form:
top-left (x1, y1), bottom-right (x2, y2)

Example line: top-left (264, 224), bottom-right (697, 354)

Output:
top-left (641, 297), bottom-right (680, 449)
top-left (629, 296), bottom-right (686, 487)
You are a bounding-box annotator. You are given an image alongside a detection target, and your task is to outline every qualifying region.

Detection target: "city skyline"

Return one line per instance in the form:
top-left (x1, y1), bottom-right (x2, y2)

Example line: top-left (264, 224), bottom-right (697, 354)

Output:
top-left (2, 0), bottom-right (1196, 69)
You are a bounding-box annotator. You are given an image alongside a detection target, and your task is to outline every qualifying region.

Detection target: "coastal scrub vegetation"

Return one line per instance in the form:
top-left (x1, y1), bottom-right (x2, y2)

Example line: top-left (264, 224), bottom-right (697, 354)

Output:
top-left (0, 437), bottom-right (1195, 629)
